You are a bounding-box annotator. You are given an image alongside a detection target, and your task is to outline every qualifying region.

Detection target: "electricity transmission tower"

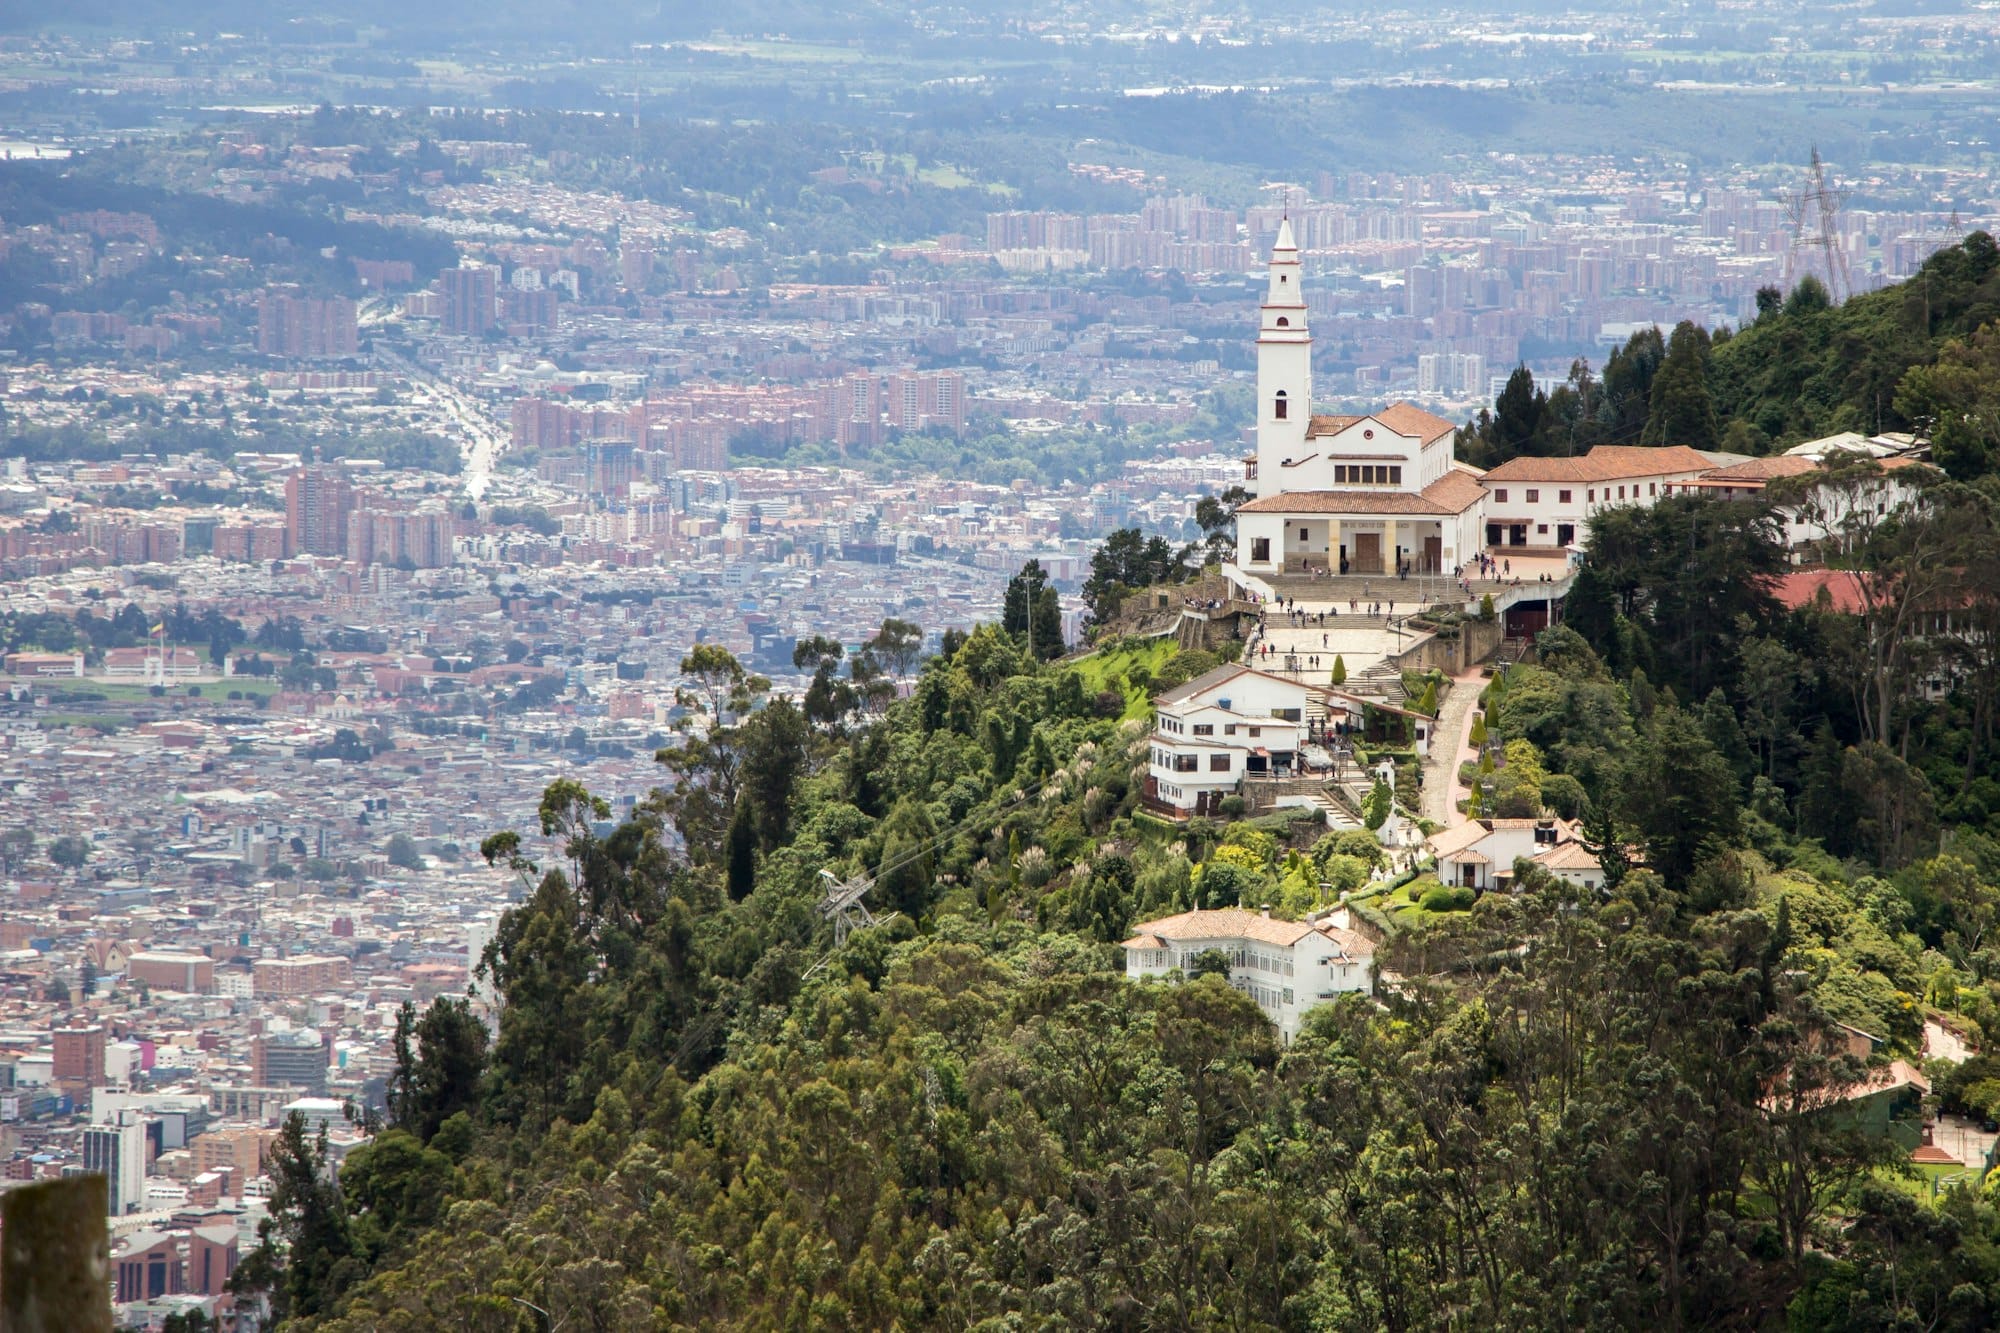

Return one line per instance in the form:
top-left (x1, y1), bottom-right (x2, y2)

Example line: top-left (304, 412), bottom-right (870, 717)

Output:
top-left (1783, 147), bottom-right (1851, 302)
top-left (815, 868), bottom-right (879, 948)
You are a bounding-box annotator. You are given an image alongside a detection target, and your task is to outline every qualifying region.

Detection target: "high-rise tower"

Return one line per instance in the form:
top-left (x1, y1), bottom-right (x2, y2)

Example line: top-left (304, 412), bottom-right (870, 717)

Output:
top-left (1254, 219), bottom-right (1312, 499)
top-left (284, 465), bottom-right (355, 557)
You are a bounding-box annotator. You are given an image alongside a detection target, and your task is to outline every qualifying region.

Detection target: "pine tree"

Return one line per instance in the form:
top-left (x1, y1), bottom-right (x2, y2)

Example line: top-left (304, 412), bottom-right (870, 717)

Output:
top-left (1484, 365), bottom-right (1549, 463)
top-left (1641, 321), bottom-right (1719, 449)
top-left (1004, 559), bottom-right (1065, 660)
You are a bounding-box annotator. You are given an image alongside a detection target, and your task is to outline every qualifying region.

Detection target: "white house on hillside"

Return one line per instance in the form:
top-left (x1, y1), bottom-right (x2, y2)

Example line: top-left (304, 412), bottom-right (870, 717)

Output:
top-left (1427, 816), bottom-right (1604, 893)
top-left (1121, 905), bottom-right (1375, 1041)
top-left (1147, 662), bottom-right (1326, 816)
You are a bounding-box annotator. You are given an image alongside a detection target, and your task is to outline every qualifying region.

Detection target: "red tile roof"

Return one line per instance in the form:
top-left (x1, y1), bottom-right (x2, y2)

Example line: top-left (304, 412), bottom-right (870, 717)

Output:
top-left (1237, 490), bottom-right (1461, 516)
top-left (1771, 569), bottom-right (1870, 614)
top-left (1124, 907), bottom-right (1316, 948)
top-left (1303, 402), bottom-right (1458, 446)
top-left (1238, 474), bottom-right (1481, 516)
top-left (1374, 401), bottom-right (1460, 445)
top-left (1122, 907), bottom-right (1377, 954)
top-left (1304, 414), bottom-right (1366, 438)
top-left (1698, 455), bottom-right (1820, 482)
top-left (1480, 445), bottom-right (1716, 483)
top-left (1421, 468), bottom-right (1487, 513)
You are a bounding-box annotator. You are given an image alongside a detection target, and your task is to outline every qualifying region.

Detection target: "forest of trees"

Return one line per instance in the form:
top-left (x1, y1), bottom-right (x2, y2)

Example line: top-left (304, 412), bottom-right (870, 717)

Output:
top-left (237, 487), bottom-right (2000, 1328)
top-left (1458, 232), bottom-right (2000, 470)
top-left (211, 238), bottom-right (2000, 1333)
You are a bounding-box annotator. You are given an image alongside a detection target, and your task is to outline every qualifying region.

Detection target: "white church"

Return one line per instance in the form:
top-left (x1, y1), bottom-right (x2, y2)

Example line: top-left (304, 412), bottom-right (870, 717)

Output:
top-left (1231, 220), bottom-right (1733, 580)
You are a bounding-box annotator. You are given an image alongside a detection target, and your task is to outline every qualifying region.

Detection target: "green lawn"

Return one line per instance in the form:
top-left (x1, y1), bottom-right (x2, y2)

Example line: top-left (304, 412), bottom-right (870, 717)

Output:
top-left (1852, 1160), bottom-right (1983, 1210)
top-left (38, 712), bottom-right (134, 731)
top-left (44, 678), bottom-right (278, 704)
top-left (1899, 1161), bottom-right (1981, 1198)
top-left (915, 164), bottom-right (1009, 194)
top-left (34, 676), bottom-right (281, 729)
top-left (1069, 638), bottom-right (1178, 721)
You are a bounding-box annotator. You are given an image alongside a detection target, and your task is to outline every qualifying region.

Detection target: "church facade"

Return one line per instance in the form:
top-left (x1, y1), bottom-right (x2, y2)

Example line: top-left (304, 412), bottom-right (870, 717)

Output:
top-left (1232, 221), bottom-right (1722, 579)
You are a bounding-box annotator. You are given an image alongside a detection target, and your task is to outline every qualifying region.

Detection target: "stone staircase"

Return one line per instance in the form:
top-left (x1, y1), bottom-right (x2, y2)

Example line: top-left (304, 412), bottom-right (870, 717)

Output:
top-left (1315, 788), bottom-right (1366, 831)
top-left (1245, 773), bottom-right (1367, 830)
top-left (1259, 572), bottom-right (1467, 610)
top-left (1353, 661), bottom-right (1408, 702)
top-left (1260, 611), bottom-right (1400, 630)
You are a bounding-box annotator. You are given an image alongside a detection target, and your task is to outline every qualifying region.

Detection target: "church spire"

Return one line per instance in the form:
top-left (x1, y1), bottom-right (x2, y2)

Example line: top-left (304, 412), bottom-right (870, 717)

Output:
top-left (1264, 219), bottom-right (1304, 307)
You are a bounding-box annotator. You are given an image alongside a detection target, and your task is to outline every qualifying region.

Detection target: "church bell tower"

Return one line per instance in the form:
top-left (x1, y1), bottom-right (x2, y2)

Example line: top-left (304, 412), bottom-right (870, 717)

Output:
top-left (1255, 218), bottom-right (1311, 500)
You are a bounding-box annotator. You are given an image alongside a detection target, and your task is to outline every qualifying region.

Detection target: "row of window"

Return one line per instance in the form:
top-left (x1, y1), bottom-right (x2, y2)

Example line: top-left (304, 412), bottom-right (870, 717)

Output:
top-left (1167, 752), bottom-right (1232, 773)
top-left (1233, 947), bottom-right (1296, 978)
top-left (1167, 716), bottom-right (1282, 735)
top-left (1130, 946), bottom-right (1351, 976)
top-left (1193, 722), bottom-right (1267, 737)
top-left (1490, 482), bottom-right (1664, 505)
top-left (1234, 979), bottom-right (1294, 1010)
top-left (1334, 464), bottom-right (1402, 485)
top-left (1151, 748), bottom-right (1233, 773)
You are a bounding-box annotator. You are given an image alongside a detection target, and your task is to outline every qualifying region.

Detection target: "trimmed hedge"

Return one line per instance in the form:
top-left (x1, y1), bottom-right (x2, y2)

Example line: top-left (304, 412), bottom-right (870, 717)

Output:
top-left (1419, 884), bottom-right (1477, 913)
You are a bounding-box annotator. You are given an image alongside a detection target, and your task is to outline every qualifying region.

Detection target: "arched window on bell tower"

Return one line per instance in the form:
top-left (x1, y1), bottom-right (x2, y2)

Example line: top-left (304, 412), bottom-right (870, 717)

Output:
top-left (1273, 390), bottom-right (1288, 420)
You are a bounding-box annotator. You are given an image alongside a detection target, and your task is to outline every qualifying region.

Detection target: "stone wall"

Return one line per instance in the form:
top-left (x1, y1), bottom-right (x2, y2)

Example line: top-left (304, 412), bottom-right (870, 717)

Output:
top-left (1389, 615), bottom-right (1506, 675)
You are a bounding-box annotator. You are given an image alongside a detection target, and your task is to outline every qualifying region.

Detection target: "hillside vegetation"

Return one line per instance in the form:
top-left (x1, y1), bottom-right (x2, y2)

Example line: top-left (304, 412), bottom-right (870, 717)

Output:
top-left (226, 253), bottom-right (2000, 1333)
top-left (1458, 232), bottom-right (2000, 473)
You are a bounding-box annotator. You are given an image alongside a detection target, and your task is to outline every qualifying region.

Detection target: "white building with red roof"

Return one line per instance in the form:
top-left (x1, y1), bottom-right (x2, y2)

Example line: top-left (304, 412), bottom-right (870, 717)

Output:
top-left (1427, 815), bottom-right (1604, 894)
top-left (1234, 220), bottom-right (1487, 578)
top-left (1231, 224), bottom-right (1833, 578)
top-left (1677, 443), bottom-right (1932, 558)
top-left (1475, 445), bottom-right (1716, 552)
top-left (1121, 905), bottom-right (1376, 1040)
top-left (1145, 662), bottom-right (1327, 817)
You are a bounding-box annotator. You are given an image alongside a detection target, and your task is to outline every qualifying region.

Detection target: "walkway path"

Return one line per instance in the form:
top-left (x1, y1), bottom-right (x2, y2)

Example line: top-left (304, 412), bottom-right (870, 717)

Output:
top-left (1927, 1017), bottom-right (1974, 1064)
top-left (1419, 666), bottom-right (1489, 830)
top-left (1932, 1113), bottom-right (1997, 1172)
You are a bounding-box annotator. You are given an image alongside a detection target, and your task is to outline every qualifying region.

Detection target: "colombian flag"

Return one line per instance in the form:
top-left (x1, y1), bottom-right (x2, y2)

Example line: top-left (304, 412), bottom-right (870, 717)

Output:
top-left (150, 622), bottom-right (165, 635)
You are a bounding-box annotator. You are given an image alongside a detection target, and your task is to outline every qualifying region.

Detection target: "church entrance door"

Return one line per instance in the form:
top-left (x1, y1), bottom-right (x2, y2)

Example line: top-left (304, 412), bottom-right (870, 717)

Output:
top-left (1353, 533), bottom-right (1382, 574)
